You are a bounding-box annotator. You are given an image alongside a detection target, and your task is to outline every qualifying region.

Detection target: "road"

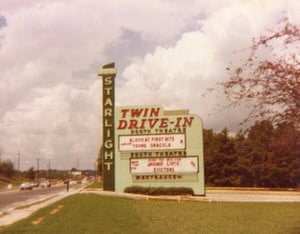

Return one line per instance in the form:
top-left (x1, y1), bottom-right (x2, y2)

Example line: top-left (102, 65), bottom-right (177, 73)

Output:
top-left (0, 183), bottom-right (80, 211)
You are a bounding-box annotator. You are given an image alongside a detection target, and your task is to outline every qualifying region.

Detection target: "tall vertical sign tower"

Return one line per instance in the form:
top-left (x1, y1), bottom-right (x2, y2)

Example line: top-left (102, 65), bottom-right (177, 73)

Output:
top-left (97, 63), bottom-right (116, 191)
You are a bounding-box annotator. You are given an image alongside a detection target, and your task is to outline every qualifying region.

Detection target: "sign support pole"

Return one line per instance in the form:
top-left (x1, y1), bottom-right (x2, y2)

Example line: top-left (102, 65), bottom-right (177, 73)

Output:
top-left (97, 63), bottom-right (116, 191)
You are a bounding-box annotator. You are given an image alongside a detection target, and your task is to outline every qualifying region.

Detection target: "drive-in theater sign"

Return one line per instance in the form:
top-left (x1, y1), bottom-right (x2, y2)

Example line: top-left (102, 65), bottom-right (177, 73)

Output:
top-left (98, 63), bottom-right (205, 196)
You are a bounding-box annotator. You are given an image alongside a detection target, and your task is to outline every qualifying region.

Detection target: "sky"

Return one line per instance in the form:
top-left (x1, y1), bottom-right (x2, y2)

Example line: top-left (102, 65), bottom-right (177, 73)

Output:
top-left (0, 0), bottom-right (299, 171)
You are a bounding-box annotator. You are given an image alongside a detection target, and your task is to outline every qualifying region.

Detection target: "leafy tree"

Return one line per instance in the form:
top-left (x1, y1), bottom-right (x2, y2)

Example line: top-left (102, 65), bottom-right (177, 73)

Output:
top-left (204, 121), bottom-right (299, 188)
top-left (245, 121), bottom-right (275, 187)
top-left (232, 130), bottom-right (255, 187)
top-left (204, 128), bottom-right (238, 186)
top-left (0, 159), bottom-right (15, 178)
top-left (271, 122), bottom-right (300, 187)
top-left (25, 167), bottom-right (35, 180)
top-left (206, 18), bottom-right (300, 188)
top-left (203, 129), bottom-right (218, 185)
top-left (221, 18), bottom-right (300, 130)
top-left (97, 145), bottom-right (103, 180)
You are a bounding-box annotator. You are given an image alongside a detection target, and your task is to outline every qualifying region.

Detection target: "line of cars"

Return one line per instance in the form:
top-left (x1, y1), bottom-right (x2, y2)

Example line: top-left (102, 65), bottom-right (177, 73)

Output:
top-left (19, 181), bottom-right (51, 190)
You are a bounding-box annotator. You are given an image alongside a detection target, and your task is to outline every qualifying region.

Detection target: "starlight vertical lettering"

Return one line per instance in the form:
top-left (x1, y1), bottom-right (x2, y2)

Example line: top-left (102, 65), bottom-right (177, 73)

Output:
top-left (98, 63), bottom-right (116, 191)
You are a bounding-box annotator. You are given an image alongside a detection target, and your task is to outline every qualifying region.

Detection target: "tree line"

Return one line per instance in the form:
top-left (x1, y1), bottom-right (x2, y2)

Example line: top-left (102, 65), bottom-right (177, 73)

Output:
top-left (0, 159), bottom-right (14, 178)
top-left (204, 18), bottom-right (299, 188)
top-left (0, 162), bottom-right (80, 181)
top-left (204, 120), bottom-right (300, 188)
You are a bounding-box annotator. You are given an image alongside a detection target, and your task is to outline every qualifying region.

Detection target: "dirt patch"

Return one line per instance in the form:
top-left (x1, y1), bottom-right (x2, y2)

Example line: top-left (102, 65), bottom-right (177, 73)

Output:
top-left (50, 205), bottom-right (64, 215)
top-left (31, 216), bottom-right (44, 225)
top-left (30, 205), bottom-right (64, 225)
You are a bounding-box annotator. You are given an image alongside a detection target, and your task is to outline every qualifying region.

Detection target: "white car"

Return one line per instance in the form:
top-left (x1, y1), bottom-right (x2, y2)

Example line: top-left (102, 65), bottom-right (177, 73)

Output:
top-left (40, 181), bottom-right (51, 188)
top-left (19, 182), bottom-right (33, 190)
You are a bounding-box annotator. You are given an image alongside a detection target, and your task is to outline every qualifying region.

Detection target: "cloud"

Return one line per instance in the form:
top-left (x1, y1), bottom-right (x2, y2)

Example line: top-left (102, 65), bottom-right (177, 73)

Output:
top-left (118, 0), bottom-right (300, 131)
top-left (0, 0), bottom-right (299, 170)
top-left (0, 83), bottom-right (101, 170)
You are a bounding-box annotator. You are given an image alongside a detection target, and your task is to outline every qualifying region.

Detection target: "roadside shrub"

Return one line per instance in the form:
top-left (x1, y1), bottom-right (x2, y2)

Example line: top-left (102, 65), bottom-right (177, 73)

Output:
top-left (124, 186), bottom-right (194, 196)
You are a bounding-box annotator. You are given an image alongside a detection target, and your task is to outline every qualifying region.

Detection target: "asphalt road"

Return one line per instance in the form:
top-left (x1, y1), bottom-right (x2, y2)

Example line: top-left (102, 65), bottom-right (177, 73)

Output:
top-left (0, 183), bottom-right (78, 211)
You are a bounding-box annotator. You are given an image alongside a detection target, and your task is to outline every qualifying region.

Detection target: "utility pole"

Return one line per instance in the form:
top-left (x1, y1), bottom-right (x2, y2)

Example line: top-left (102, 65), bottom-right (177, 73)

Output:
top-left (17, 151), bottom-right (20, 171)
top-left (76, 157), bottom-right (79, 170)
top-left (48, 160), bottom-right (51, 184)
top-left (37, 158), bottom-right (39, 184)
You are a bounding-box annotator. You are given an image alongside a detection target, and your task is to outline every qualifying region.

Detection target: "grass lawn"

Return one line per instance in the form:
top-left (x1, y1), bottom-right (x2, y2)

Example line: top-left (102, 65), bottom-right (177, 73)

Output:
top-left (0, 194), bottom-right (299, 234)
top-left (84, 182), bottom-right (102, 189)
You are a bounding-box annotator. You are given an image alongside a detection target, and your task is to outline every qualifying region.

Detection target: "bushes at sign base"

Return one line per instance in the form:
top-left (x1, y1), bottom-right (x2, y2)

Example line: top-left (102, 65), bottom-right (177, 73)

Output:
top-left (124, 186), bottom-right (194, 196)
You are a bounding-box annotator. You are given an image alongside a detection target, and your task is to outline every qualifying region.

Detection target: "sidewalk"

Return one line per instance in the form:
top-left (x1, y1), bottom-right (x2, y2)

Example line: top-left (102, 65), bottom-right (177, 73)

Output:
top-left (0, 189), bottom-right (78, 227)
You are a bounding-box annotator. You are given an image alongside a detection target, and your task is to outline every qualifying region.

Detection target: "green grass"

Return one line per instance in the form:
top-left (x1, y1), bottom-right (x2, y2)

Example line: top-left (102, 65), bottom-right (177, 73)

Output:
top-left (1, 194), bottom-right (299, 234)
top-left (0, 176), bottom-right (19, 189)
top-left (84, 182), bottom-right (102, 189)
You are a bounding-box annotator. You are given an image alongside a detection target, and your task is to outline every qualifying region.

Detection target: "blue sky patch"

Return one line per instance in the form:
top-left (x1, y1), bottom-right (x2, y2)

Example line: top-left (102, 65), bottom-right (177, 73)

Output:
top-left (0, 15), bottom-right (7, 29)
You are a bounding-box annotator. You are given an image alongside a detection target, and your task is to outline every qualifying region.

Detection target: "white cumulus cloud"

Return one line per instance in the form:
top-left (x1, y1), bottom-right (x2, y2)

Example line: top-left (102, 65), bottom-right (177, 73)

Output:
top-left (0, 0), bottom-right (299, 170)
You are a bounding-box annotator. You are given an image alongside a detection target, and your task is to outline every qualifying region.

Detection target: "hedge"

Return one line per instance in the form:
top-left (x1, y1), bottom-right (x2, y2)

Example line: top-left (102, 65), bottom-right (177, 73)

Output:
top-left (124, 186), bottom-right (194, 196)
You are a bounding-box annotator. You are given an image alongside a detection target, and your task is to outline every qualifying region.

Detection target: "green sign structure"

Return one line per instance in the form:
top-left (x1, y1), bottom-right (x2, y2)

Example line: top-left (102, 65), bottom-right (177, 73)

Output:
top-left (115, 106), bottom-right (205, 195)
top-left (97, 63), bottom-right (116, 191)
top-left (98, 63), bottom-right (205, 195)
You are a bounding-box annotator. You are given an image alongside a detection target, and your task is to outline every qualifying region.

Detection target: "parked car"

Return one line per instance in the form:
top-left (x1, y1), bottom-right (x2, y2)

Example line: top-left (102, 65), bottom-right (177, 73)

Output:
top-left (40, 181), bottom-right (51, 188)
top-left (31, 182), bottom-right (39, 188)
top-left (19, 182), bottom-right (33, 190)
